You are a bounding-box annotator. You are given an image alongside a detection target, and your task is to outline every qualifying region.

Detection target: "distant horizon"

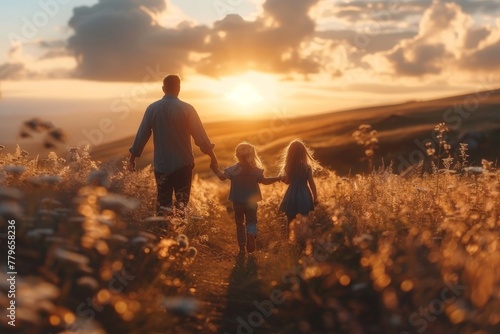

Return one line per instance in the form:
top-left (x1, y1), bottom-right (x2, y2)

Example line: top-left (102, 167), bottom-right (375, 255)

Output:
top-left (1, 85), bottom-right (498, 154)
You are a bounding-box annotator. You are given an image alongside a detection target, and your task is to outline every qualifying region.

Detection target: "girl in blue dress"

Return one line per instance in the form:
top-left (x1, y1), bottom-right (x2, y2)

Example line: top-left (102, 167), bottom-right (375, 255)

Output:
top-left (279, 139), bottom-right (320, 238)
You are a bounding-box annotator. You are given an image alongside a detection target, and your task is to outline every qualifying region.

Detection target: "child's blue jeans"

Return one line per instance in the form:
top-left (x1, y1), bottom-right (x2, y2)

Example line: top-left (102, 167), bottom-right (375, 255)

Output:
top-left (233, 202), bottom-right (258, 247)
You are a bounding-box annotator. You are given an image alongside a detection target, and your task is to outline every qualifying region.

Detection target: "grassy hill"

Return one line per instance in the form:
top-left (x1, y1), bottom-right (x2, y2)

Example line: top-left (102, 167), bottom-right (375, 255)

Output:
top-left (91, 89), bottom-right (500, 175)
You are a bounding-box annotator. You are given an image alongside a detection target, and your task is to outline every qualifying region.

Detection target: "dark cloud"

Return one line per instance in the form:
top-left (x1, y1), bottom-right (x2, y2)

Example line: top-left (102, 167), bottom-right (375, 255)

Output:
top-left (387, 43), bottom-right (449, 76)
top-left (65, 0), bottom-right (321, 81)
top-left (317, 30), bottom-right (417, 53)
top-left (453, 0), bottom-right (500, 14)
top-left (380, 1), bottom-right (469, 77)
top-left (67, 0), bottom-right (208, 81)
top-left (0, 63), bottom-right (26, 80)
top-left (464, 27), bottom-right (490, 49)
top-left (463, 41), bottom-right (500, 71)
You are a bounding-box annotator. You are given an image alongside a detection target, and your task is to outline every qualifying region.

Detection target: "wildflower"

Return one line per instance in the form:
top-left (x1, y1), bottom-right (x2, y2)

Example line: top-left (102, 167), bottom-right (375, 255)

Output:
top-left (353, 123), bottom-right (379, 171)
top-left (463, 167), bottom-right (483, 175)
top-left (425, 142), bottom-right (435, 156)
top-left (67, 147), bottom-right (80, 162)
top-left (26, 228), bottom-right (55, 238)
top-left (100, 194), bottom-right (140, 213)
top-left (176, 234), bottom-right (189, 249)
top-left (186, 247), bottom-right (198, 258)
top-left (0, 187), bottom-right (22, 200)
top-left (353, 234), bottom-right (374, 244)
top-left (131, 235), bottom-right (151, 245)
top-left (30, 174), bottom-right (62, 186)
top-left (0, 201), bottom-right (23, 218)
top-left (481, 159), bottom-right (493, 172)
top-left (88, 170), bottom-right (111, 188)
top-left (162, 297), bottom-right (200, 316)
top-left (19, 131), bottom-right (32, 138)
top-left (24, 118), bottom-right (51, 131)
top-left (55, 248), bottom-right (89, 266)
top-left (48, 128), bottom-right (66, 141)
top-left (4, 165), bottom-right (27, 176)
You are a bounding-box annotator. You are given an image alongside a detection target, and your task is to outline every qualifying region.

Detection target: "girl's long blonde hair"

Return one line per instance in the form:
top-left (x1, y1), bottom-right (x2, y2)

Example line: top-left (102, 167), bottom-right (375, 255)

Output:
top-left (279, 139), bottom-right (320, 177)
top-left (235, 142), bottom-right (263, 168)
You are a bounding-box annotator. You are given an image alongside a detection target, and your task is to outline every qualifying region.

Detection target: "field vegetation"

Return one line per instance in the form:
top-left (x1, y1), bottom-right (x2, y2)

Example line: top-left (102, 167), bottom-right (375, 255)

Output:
top-left (1, 122), bottom-right (499, 333)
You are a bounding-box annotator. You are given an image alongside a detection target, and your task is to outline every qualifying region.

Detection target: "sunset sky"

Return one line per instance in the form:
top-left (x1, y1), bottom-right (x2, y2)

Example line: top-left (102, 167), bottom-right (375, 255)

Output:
top-left (1, 0), bottom-right (500, 132)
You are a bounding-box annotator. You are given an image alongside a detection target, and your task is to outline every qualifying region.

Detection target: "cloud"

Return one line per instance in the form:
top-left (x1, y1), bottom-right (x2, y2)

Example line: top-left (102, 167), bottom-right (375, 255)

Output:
top-left (67, 0), bottom-right (209, 81)
top-left (462, 40), bottom-right (500, 71)
top-left (387, 43), bottom-right (449, 76)
top-left (64, 0), bottom-right (322, 81)
top-left (331, 0), bottom-right (429, 23)
top-left (465, 27), bottom-right (491, 50)
top-left (317, 30), bottom-right (417, 53)
top-left (197, 0), bottom-right (321, 76)
top-left (0, 63), bottom-right (26, 80)
top-left (330, 0), bottom-right (500, 23)
top-left (453, 0), bottom-right (500, 15)
top-left (1, 0), bottom-right (499, 83)
top-left (369, 1), bottom-right (472, 77)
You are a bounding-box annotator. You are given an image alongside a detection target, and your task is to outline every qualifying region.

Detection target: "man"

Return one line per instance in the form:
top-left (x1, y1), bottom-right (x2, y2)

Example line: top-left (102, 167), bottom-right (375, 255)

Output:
top-left (129, 75), bottom-right (218, 215)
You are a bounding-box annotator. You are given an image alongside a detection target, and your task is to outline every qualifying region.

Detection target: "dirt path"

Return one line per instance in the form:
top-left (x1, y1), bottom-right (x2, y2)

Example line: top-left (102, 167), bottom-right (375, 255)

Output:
top-left (178, 211), bottom-right (291, 334)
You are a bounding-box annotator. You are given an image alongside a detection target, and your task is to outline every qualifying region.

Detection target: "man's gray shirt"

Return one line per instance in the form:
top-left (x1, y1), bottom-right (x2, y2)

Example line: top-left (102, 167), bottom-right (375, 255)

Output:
top-left (129, 95), bottom-right (214, 174)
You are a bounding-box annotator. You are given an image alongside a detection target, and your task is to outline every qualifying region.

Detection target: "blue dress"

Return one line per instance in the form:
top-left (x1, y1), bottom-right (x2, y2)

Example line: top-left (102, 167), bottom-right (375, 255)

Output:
top-left (279, 166), bottom-right (314, 218)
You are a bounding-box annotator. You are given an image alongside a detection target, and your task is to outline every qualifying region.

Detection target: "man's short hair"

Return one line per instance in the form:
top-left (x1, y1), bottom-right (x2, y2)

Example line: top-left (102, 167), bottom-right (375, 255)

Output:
top-left (163, 75), bottom-right (181, 91)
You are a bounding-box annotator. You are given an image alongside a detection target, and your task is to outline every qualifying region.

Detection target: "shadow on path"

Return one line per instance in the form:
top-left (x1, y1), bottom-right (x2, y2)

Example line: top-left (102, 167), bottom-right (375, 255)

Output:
top-left (219, 254), bottom-right (269, 334)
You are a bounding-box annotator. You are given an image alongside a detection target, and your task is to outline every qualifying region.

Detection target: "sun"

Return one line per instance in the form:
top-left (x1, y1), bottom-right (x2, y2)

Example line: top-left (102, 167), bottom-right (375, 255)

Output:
top-left (224, 83), bottom-right (263, 107)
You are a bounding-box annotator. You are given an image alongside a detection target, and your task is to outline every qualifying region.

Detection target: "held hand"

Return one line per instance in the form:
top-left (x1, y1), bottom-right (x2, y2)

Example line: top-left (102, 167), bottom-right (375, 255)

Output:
top-left (210, 161), bottom-right (219, 171)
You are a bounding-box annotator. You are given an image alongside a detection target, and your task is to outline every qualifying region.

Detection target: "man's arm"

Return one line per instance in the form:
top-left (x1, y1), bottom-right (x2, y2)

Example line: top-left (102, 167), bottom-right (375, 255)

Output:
top-left (187, 106), bottom-right (218, 166)
top-left (128, 108), bottom-right (152, 171)
top-left (211, 165), bottom-right (229, 181)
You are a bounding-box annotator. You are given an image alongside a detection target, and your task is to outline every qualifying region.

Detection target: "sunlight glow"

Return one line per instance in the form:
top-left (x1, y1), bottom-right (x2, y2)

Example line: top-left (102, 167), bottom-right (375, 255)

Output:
top-left (224, 83), bottom-right (263, 107)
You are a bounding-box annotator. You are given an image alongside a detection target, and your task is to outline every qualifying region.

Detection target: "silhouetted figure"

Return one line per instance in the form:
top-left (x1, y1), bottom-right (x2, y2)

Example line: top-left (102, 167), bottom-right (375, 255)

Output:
top-left (129, 75), bottom-right (218, 215)
top-left (279, 139), bottom-right (320, 238)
